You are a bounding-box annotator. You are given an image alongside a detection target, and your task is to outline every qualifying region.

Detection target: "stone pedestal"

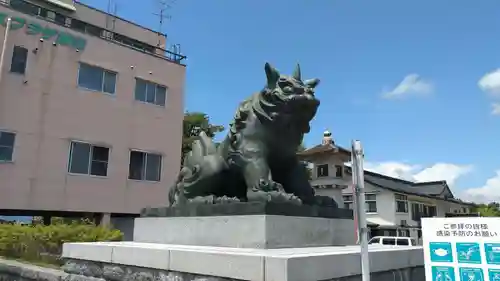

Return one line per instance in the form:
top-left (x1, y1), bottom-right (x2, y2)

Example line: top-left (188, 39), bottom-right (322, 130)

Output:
top-left (60, 202), bottom-right (425, 281)
top-left (61, 242), bottom-right (424, 281)
top-left (135, 202), bottom-right (355, 248)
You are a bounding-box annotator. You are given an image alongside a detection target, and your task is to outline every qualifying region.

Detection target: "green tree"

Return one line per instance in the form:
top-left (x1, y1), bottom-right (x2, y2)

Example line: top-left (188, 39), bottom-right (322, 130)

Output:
top-left (472, 203), bottom-right (500, 217)
top-left (182, 112), bottom-right (224, 166)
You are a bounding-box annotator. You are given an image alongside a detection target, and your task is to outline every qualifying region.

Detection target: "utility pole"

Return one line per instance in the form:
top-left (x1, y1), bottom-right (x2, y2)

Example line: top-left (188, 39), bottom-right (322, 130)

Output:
top-left (352, 140), bottom-right (371, 281)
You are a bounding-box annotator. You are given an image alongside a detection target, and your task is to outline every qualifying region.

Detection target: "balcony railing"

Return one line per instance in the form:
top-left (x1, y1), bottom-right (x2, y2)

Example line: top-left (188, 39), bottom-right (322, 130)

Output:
top-left (1, 0), bottom-right (186, 64)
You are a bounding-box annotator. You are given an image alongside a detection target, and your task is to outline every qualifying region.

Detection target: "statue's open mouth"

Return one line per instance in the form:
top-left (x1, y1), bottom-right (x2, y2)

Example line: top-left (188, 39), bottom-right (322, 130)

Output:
top-left (287, 94), bottom-right (320, 121)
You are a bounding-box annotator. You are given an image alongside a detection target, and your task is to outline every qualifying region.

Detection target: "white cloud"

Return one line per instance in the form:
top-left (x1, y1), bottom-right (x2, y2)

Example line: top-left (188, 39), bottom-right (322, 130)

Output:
top-left (363, 162), bottom-right (473, 187)
top-left (382, 74), bottom-right (434, 99)
top-left (479, 69), bottom-right (500, 96)
top-left (364, 161), bottom-right (420, 181)
top-left (463, 171), bottom-right (500, 203)
top-left (492, 103), bottom-right (500, 115)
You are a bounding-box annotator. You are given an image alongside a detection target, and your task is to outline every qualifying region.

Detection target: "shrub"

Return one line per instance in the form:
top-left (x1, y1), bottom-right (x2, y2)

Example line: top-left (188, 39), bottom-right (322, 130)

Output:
top-left (0, 219), bottom-right (123, 265)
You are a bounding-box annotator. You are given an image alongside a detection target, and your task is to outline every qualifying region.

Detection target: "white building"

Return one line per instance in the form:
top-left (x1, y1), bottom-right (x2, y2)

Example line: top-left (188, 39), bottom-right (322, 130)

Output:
top-left (298, 131), bottom-right (476, 243)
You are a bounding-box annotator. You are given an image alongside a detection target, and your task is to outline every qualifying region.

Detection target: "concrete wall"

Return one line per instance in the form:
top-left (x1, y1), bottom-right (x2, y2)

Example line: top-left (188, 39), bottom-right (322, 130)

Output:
top-left (0, 258), bottom-right (425, 281)
top-left (0, 5), bottom-right (185, 214)
top-left (110, 217), bottom-right (135, 241)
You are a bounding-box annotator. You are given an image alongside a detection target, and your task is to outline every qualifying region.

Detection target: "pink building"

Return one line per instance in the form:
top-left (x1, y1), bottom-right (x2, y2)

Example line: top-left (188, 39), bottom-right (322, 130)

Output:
top-left (0, 0), bottom-right (186, 226)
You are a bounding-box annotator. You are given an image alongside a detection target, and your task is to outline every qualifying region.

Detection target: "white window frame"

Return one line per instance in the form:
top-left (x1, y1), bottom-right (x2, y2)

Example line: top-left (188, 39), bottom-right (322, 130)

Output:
top-left (365, 193), bottom-right (377, 213)
top-left (334, 165), bottom-right (343, 178)
top-left (342, 193), bottom-right (377, 212)
top-left (411, 202), bottom-right (437, 219)
top-left (343, 194), bottom-right (354, 209)
top-left (395, 193), bottom-right (409, 213)
top-left (316, 164), bottom-right (329, 177)
top-left (0, 130), bottom-right (16, 163)
top-left (128, 149), bottom-right (163, 182)
top-left (77, 62), bottom-right (117, 94)
top-left (134, 78), bottom-right (167, 107)
top-left (67, 140), bottom-right (110, 177)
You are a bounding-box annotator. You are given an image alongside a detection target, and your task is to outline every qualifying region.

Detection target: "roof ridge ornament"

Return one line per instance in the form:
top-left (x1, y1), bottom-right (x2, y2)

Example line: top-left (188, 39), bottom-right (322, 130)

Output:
top-left (322, 129), bottom-right (334, 145)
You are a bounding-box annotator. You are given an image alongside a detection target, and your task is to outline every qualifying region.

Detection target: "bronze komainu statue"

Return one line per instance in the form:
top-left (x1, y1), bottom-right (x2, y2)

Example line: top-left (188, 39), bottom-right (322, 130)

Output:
top-left (168, 62), bottom-right (338, 207)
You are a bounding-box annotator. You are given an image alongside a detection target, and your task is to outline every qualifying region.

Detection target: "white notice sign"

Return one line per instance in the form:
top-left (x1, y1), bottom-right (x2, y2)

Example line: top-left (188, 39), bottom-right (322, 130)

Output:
top-left (422, 217), bottom-right (500, 281)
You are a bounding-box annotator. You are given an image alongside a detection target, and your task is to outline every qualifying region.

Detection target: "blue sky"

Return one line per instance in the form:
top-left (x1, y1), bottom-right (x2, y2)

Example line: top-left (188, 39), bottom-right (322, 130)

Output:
top-left (77, 0), bottom-right (500, 203)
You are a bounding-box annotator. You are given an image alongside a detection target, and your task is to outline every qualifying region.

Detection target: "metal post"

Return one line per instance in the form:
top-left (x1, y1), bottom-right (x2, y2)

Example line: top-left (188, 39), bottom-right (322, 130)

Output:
top-left (0, 18), bottom-right (12, 87)
top-left (352, 140), bottom-right (370, 281)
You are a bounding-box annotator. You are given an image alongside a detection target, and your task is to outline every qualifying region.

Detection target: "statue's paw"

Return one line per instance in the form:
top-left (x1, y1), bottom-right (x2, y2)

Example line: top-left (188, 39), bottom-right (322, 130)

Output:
top-left (267, 191), bottom-right (302, 205)
top-left (215, 195), bottom-right (241, 204)
top-left (252, 178), bottom-right (284, 193)
top-left (188, 195), bottom-right (216, 205)
top-left (247, 190), bottom-right (302, 205)
top-left (247, 190), bottom-right (272, 202)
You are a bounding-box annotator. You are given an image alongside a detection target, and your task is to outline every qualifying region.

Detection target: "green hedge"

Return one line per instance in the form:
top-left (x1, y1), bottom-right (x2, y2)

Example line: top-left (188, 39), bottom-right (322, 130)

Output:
top-left (0, 219), bottom-right (123, 265)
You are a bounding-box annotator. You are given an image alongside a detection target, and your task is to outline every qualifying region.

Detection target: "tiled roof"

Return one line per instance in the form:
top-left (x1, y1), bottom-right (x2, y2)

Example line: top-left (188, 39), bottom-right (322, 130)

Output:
top-left (297, 143), bottom-right (351, 157)
top-left (345, 167), bottom-right (476, 206)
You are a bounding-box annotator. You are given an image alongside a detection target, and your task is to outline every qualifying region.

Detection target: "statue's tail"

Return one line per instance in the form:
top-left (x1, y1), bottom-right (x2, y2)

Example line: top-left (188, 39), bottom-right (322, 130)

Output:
top-left (168, 131), bottom-right (219, 206)
top-left (184, 131), bottom-right (217, 167)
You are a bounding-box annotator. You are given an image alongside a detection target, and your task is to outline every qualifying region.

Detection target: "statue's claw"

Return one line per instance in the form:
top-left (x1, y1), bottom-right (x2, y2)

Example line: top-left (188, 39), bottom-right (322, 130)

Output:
top-left (247, 178), bottom-right (302, 205)
top-left (251, 178), bottom-right (283, 193)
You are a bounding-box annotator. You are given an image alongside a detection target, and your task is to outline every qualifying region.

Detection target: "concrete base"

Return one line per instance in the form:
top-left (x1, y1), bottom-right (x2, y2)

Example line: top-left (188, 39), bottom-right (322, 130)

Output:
top-left (61, 242), bottom-right (424, 281)
top-left (133, 215), bottom-right (356, 249)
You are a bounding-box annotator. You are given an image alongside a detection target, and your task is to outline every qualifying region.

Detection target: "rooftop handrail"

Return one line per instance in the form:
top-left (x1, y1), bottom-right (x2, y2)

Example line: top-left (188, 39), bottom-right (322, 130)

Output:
top-left (0, 0), bottom-right (186, 64)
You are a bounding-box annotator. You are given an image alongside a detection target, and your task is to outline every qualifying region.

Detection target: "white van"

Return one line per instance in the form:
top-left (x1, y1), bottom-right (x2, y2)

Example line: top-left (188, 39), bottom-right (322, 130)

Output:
top-left (368, 236), bottom-right (416, 246)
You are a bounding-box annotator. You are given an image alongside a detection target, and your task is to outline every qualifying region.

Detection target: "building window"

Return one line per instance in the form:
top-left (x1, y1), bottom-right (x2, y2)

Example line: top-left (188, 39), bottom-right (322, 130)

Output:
top-left (365, 194), bottom-right (377, 213)
top-left (429, 205), bottom-right (437, 216)
top-left (395, 194), bottom-right (408, 213)
top-left (77, 63), bottom-right (117, 94)
top-left (316, 164), bottom-right (328, 177)
top-left (10, 46), bottom-right (28, 74)
top-left (113, 33), bottom-right (154, 52)
top-left (54, 13), bottom-right (67, 26)
top-left (343, 194), bottom-right (376, 212)
top-left (9, 0), bottom-right (40, 16)
top-left (85, 24), bottom-right (104, 37)
top-left (411, 202), bottom-right (437, 221)
top-left (134, 78), bottom-right (167, 106)
top-left (343, 195), bottom-right (353, 209)
top-left (0, 131), bottom-right (15, 162)
top-left (335, 165), bottom-right (343, 177)
top-left (68, 141), bottom-right (110, 176)
top-left (128, 150), bottom-right (162, 182)
top-left (70, 18), bottom-right (87, 32)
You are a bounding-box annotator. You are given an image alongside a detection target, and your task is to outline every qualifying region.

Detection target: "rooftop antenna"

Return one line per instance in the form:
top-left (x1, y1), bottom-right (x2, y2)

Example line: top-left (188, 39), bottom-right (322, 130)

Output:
top-left (106, 0), bottom-right (119, 31)
top-left (153, 0), bottom-right (175, 47)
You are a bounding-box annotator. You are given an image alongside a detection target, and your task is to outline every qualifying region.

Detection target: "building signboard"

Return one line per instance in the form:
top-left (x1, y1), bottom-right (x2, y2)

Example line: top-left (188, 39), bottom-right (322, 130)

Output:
top-left (422, 217), bottom-right (500, 281)
top-left (0, 12), bottom-right (86, 50)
